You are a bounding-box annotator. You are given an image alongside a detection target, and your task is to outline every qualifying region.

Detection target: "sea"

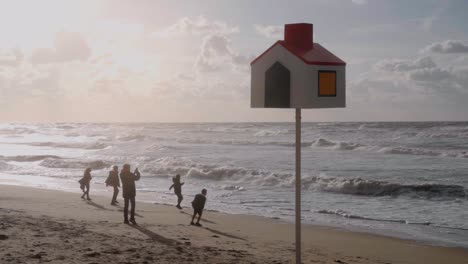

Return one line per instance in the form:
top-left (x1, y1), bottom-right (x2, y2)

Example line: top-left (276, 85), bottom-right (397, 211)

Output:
top-left (0, 122), bottom-right (467, 248)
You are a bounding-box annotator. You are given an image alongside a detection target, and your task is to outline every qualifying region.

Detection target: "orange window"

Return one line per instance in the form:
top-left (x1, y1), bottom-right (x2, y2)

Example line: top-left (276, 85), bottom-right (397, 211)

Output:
top-left (318, 71), bottom-right (336, 97)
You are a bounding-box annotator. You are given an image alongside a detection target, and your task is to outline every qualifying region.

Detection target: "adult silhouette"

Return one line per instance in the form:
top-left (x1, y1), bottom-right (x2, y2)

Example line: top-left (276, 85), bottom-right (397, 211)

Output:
top-left (120, 164), bottom-right (140, 225)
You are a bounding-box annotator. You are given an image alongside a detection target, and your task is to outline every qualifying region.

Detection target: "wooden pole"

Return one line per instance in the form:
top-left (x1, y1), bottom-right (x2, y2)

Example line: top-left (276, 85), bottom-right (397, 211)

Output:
top-left (295, 108), bottom-right (301, 264)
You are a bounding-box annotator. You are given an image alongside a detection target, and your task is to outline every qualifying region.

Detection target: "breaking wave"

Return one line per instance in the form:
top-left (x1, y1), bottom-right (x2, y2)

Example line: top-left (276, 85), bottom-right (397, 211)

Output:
top-left (139, 158), bottom-right (467, 199)
top-left (254, 129), bottom-right (289, 137)
top-left (28, 142), bottom-right (110, 150)
top-left (116, 134), bottom-right (147, 141)
top-left (176, 138), bottom-right (313, 147)
top-left (0, 161), bottom-right (15, 171)
top-left (1, 155), bottom-right (62, 162)
top-left (310, 138), bottom-right (467, 158)
top-left (174, 136), bottom-right (465, 158)
top-left (378, 146), bottom-right (450, 157)
top-left (39, 159), bottom-right (111, 170)
top-left (305, 176), bottom-right (467, 199)
top-left (311, 138), bottom-right (365, 150)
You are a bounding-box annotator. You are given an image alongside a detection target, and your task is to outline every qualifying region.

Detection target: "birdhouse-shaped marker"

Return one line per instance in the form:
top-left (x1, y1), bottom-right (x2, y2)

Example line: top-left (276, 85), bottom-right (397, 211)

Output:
top-left (251, 23), bottom-right (346, 109)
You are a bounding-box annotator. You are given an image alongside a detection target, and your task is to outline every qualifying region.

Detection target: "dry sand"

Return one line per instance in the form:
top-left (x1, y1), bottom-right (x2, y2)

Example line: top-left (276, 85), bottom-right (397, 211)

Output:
top-left (0, 184), bottom-right (467, 264)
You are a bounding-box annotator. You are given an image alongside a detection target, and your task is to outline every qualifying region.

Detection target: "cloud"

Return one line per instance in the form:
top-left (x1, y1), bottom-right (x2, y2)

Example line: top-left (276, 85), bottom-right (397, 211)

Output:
top-left (0, 62), bottom-right (61, 114)
top-left (0, 48), bottom-right (23, 67)
top-left (421, 40), bottom-right (468, 54)
top-left (195, 33), bottom-right (252, 72)
top-left (408, 68), bottom-right (452, 82)
top-left (374, 56), bottom-right (436, 72)
top-left (151, 71), bottom-right (248, 103)
top-left (355, 54), bottom-right (468, 104)
top-left (254, 24), bottom-right (283, 39)
top-left (154, 16), bottom-right (239, 37)
top-left (30, 31), bottom-right (91, 64)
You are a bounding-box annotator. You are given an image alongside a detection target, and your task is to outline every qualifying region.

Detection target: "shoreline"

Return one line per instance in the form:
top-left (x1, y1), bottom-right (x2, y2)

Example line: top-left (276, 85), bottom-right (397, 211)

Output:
top-left (1, 179), bottom-right (467, 250)
top-left (2, 180), bottom-right (468, 248)
top-left (1, 184), bottom-right (468, 263)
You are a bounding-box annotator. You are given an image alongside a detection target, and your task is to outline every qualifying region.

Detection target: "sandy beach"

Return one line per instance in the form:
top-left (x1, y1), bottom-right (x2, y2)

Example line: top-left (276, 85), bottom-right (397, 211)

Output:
top-left (0, 185), bottom-right (467, 264)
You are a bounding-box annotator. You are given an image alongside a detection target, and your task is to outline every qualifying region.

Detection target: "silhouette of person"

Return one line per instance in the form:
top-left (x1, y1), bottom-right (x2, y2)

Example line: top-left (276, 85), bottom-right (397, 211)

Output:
top-left (169, 174), bottom-right (184, 209)
top-left (79, 168), bottom-right (92, 200)
top-left (105, 165), bottom-right (120, 205)
top-left (190, 189), bottom-right (207, 226)
top-left (120, 164), bottom-right (140, 225)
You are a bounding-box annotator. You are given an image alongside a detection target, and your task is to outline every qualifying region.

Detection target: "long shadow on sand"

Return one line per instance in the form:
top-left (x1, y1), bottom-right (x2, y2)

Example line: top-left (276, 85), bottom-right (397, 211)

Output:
top-left (129, 224), bottom-right (178, 246)
top-left (85, 200), bottom-right (113, 211)
top-left (180, 211), bottom-right (216, 224)
top-left (203, 227), bottom-right (246, 241)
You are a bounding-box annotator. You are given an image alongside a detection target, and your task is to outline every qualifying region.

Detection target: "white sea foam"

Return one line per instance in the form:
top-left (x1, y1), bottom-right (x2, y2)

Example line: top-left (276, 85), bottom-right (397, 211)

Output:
top-left (138, 157), bottom-right (467, 199)
top-left (39, 159), bottom-right (111, 170)
top-left (316, 209), bottom-right (432, 226)
top-left (0, 161), bottom-right (14, 171)
top-left (254, 129), bottom-right (288, 137)
top-left (311, 138), bottom-right (365, 150)
top-left (2, 155), bottom-right (62, 162)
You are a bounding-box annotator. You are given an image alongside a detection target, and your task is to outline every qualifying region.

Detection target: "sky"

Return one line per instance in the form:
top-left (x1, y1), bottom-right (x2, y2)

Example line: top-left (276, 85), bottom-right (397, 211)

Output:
top-left (1, 0), bottom-right (468, 122)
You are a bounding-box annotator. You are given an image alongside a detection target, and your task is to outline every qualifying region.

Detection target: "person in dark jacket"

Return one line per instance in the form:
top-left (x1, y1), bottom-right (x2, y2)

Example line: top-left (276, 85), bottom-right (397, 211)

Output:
top-left (169, 174), bottom-right (184, 209)
top-left (78, 168), bottom-right (92, 200)
top-left (105, 165), bottom-right (120, 205)
top-left (190, 189), bottom-right (207, 226)
top-left (120, 164), bottom-right (140, 225)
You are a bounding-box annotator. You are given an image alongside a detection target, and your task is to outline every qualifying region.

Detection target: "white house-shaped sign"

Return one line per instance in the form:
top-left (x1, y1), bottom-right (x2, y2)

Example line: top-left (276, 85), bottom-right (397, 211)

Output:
top-left (251, 23), bottom-right (346, 109)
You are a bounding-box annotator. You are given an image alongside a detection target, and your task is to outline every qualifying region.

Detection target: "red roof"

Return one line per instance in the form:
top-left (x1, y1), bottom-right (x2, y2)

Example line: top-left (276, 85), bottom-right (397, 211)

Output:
top-left (250, 40), bottom-right (346, 66)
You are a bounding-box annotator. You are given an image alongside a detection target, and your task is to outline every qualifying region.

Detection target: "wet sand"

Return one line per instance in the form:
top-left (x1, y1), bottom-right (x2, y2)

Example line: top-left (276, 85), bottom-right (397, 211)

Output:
top-left (1, 184), bottom-right (467, 263)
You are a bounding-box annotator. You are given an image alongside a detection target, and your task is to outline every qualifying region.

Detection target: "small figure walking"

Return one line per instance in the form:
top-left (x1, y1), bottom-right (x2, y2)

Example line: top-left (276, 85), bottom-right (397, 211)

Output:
top-left (169, 174), bottom-right (184, 209)
top-left (79, 168), bottom-right (92, 200)
top-left (120, 164), bottom-right (141, 225)
top-left (105, 165), bottom-right (120, 205)
top-left (190, 189), bottom-right (207, 227)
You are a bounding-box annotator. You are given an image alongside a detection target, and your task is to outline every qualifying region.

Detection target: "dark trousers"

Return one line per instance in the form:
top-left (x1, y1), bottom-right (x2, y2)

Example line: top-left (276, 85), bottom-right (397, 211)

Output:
top-left (112, 186), bottom-right (119, 202)
top-left (123, 197), bottom-right (136, 221)
top-left (176, 193), bottom-right (183, 206)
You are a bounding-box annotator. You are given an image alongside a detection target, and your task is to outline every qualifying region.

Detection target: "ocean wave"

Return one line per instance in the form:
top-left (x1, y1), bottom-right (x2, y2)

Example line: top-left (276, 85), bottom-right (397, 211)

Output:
top-left (310, 138), bottom-right (467, 158)
top-left (177, 137), bottom-right (365, 151)
top-left (416, 131), bottom-right (468, 139)
top-left (116, 134), bottom-right (147, 141)
top-left (175, 125), bottom-right (259, 134)
top-left (254, 129), bottom-right (289, 137)
top-left (306, 176), bottom-right (467, 199)
top-left (311, 138), bottom-right (365, 151)
top-left (139, 157), bottom-right (290, 187)
top-left (377, 146), bottom-right (460, 158)
top-left (139, 157), bottom-right (467, 199)
top-left (316, 209), bottom-right (431, 225)
top-left (223, 185), bottom-right (246, 191)
top-left (39, 159), bottom-right (111, 170)
top-left (2, 155), bottom-right (62, 162)
top-left (316, 209), bottom-right (468, 231)
top-left (177, 138), bottom-right (316, 148)
top-left (0, 127), bottom-right (36, 135)
top-left (55, 125), bottom-right (76, 129)
top-left (0, 161), bottom-right (15, 171)
top-left (175, 135), bottom-right (466, 159)
top-left (28, 142), bottom-right (110, 150)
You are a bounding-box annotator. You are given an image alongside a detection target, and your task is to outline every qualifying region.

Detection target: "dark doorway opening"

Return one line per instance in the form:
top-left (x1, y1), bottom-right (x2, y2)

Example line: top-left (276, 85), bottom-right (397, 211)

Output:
top-left (265, 62), bottom-right (290, 108)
